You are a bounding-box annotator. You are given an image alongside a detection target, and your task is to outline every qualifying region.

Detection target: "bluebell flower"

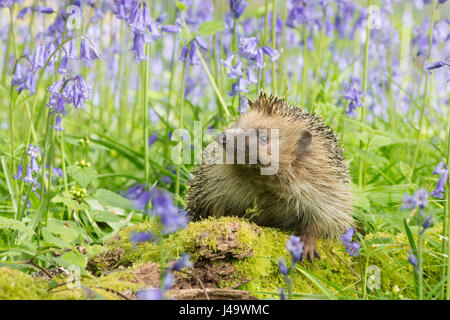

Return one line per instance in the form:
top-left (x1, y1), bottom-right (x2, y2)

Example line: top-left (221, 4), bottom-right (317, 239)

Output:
top-left (221, 53), bottom-right (235, 68)
top-left (229, 0), bottom-right (247, 19)
top-left (12, 61), bottom-right (37, 95)
top-left (162, 25), bottom-right (181, 33)
top-left (148, 133), bottom-right (158, 147)
top-left (55, 116), bottom-right (64, 131)
top-left (415, 189), bottom-right (428, 209)
top-left (285, 235), bottom-right (304, 263)
top-left (171, 253), bottom-right (193, 271)
top-left (423, 61), bottom-right (449, 74)
top-left (136, 288), bottom-right (164, 300)
top-left (279, 288), bottom-right (287, 300)
top-left (163, 271), bottom-right (174, 291)
top-left (227, 58), bottom-right (243, 79)
top-left (13, 163), bottom-right (23, 180)
top-left (278, 258), bottom-right (288, 277)
top-left (408, 252), bottom-right (418, 273)
top-left (340, 228), bottom-right (360, 257)
top-left (422, 216), bottom-right (433, 231)
top-left (130, 231), bottom-right (155, 244)
top-left (431, 171), bottom-right (447, 198)
top-left (151, 189), bottom-right (189, 234)
top-left (27, 145), bottom-right (40, 159)
top-left (286, 0), bottom-right (308, 28)
top-left (262, 45), bottom-right (282, 62)
top-left (401, 194), bottom-right (416, 210)
top-left (246, 67), bottom-right (257, 84)
top-left (131, 32), bottom-right (147, 60)
top-left (255, 48), bottom-right (265, 69)
top-left (342, 80), bottom-right (363, 117)
top-left (80, 38), bottom-right (101, 61)
top-left (0, 0), bottom-right (16, 8)
top-left (239, 36), bottom-right (258, 60)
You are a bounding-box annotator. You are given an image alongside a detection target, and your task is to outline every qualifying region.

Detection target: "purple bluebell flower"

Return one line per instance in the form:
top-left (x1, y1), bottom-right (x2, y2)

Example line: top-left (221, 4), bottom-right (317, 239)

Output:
top-left (194, 36), bottom-right (208, 51)
top-left (431, 169), bottom-right (448, 198)
top-left (136, 288), bottom-right (164, 300)
top-left (229, 0), bottom-right (247, 19)
top-left (408, 252), bottom-right (418, 273)
top-left (279, 288), bottom-right (287, 300)
top-left (27, 145), bottom-right (40, 159)
top-left (286, 0), bottom-right (308, 28)
top-left (130, 231), bottom-right (155, 244)
top-left (340, 227), bottom-right (360, 257)
top-left (228, 79), bottom-right (249, 97)
top-left (188, 40), bottom-right (200, 65)
top-left (58, 56), bottom-right (69, 74)
top-left (262, 45), bottom-right (282, 62)
top-left (227, 58), bottom-right (243, 79)
top-left (255, 48), bottom-right (265, 69)
top-left (31, 43), bottom-right (47, 71)
top-left (239, 36), bottom-right (258, 60)
top-left (162, 25), bottom-right (181, 33)
top-left (131, 32), bottom-right (147, 60)
top-left (80, 38), bottom-right (101, 61)
top-left (55, 115), bottom-right (64, 131)
top-left (340, 227), bottom-right (354, 243)
top-left (342, 80), bottom-right (363, 117)
top-left (151, 189), bottom-right (189, 234)
top-left (221, 53), bottom-right (235, 68)
top-left (171, 253), bottom-right (193, 271)
top-left (278, 258), bottom-right (288, 277)
top-left (12, 61), bottom-right (37, 95)
top-left (415, 189), bottom-right (428, 209)
top-left (422, 216), bottom-right (433, 231)
top-left (423, 61), bottom-right (449, 74)
top-left (69, 75), bottom-right (91, 108)
top-left (402, 194), bottom-right (416, 210)
top-left (163, 271), bottom-right (174, 291)
top-left (148, 133), bottom-right (158, 147)
top-left (13, 163), bottom-right (23, 180)
top-left (246, 67), bottom-right (257, 84)
top-left (286, 235), bottom-right (304, 263)
top-left (0, 0), bottom-right (16, 8)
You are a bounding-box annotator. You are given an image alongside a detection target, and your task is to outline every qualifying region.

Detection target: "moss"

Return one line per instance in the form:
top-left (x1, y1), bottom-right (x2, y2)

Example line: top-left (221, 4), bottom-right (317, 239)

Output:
top-left (0, 217), bottom-right (443, 300)
top-left (101, 217), bottom-right (442, 299)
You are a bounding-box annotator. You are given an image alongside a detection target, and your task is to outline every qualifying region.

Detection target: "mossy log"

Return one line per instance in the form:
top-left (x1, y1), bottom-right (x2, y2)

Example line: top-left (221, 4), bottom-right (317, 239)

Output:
top-left (0, 217), bottom-right (442, 300)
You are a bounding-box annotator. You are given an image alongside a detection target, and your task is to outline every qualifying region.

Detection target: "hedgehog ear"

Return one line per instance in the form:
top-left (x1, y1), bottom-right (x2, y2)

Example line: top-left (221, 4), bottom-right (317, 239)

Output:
top-left (297, 130), bottom-right (312, 156)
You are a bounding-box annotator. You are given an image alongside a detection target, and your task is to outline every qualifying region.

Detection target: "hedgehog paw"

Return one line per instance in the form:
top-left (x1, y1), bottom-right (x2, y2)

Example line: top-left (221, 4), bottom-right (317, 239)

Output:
top-left (301, 237), bottom-right (320, 263)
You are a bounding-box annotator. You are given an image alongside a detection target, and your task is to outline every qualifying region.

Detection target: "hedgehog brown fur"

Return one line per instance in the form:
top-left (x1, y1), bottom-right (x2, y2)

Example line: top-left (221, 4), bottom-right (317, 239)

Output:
top-left (185, 93), bottom-right (353, 261)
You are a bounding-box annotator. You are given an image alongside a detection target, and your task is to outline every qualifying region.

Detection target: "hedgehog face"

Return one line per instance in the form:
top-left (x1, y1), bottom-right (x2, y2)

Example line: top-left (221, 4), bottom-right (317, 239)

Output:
top-left (214, 109), bottom-right (313, 175)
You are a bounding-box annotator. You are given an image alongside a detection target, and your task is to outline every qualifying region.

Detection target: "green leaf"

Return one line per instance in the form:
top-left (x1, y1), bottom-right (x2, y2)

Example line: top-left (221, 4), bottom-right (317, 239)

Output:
top-left (67, 165), bottom-right (98, 188)
top-left (52, 191), bottom-right (89, 211)
top-left (60, 251), bottom-right (87, 269)
top-left (295, 265), bottom-right (338, 300)
top-left (197, 20), bottom-right (225, 36)
top-left (174, 1), bottom-right (187, 11)
top-left (1, 156), bottom-right (18, 213)
top-left (403, 218), bottom-right (417, 255)
top-left (94, 189), bottom-right (134, 211)
top-left (85, 244), bottom-right (107, 257)
top-left (0, 216), bottom-right (35, 236)
top-left (93, 211), bottom-right (122, 223)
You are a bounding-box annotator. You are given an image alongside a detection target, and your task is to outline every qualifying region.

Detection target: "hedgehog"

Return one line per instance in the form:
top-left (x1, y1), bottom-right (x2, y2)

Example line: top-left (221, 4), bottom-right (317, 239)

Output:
top-left (185, 93), bottom-right (353, 262)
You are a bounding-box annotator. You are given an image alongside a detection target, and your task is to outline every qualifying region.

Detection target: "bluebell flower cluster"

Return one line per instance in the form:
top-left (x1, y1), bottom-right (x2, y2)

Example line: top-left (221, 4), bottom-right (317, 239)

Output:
top-left (14, 145), bottom-right (41, 190)
top-left (342, 80), bottom-right (363, 117)
top-left (431, 162), bottom-right (448, 199)
top-left (402, 189), bottom-right (428, 210)
top-left (339, 228), bottom-right (361, 257)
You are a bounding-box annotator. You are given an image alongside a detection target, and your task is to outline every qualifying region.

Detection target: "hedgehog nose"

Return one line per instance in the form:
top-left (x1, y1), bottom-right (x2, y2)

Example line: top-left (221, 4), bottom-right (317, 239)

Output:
top-left (215, 132), bottom-right (227, 145)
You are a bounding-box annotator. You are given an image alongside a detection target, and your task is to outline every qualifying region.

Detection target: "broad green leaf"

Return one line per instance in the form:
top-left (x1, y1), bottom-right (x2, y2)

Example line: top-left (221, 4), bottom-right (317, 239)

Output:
top-left (198, 20), bottom-right (225, 35)
top-left (1, 156), bottom-right (18, 213)
top-left (93, 211), bottom-right (122, 223)
top-left (94, 188), bottom-right (134, 211)
top-left (60, 251), bottom-right (87, 269)
top-left (296, 265), bottom-right (338, 300)
top-left (67, 165), bottom-right (98, 188)
top-left (0, 216), bottom-right (35, 236)
top-left (85, 244), bottom-right (107, 257)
